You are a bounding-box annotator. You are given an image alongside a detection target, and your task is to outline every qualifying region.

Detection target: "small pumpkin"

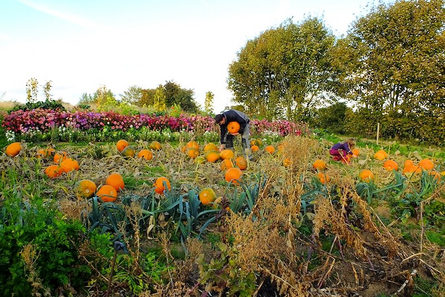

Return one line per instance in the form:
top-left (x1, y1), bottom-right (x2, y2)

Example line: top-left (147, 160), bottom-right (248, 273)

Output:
top-left (419, 159), bottom-right (434, 171)
top-left (283, 158), bottom-right (292, 167)
top-left (199, 188), bottom-right (216, 205)
top-left (235, 156), bottom-right (247, 170)
top-left (106, 172), bottom-right (125, 192)
top-left (44, 165), bottom-right (63, 179)
top-left (220, 159), bottom-right (234, 171)
top-left (225, 167), bottom-right (243, 185)
top-left (359, 169), bottom-right (374, 182)
top-left (74, 179), bottom-right (97, 199)
top-left (313, 159), bottom-right (327, 171)
top-left (251, 145), bottom-right (260, 152)
top-left (54, 151), bottom-right (68, 164)
top-left (227, 121), bottom-right (240, 134)
top-left (205, 150), bottom-right (220, 163)
top-left (137, 149), bottom-right (153, 160)
top-left (186, 147), bottom-right (199, 159)
top-left (220, 149), bottom-right (234, 160)
top-left (373, 150), bottom-right (388, 161)
top-left (204, 143), bottom-right (218, 152)
top-left (96, 185), bottom-right (118, 202)
top-left (264, 145), bottom-right (275, 154)
top-left (149, 141), bottom-right (162, 150)
top-left (116, 139), bottom-right (129, 152)
top-left (154, 177), bottom-right (171, 194)
top-left (352, 148), bottom-right (360, 157)
top-left (383, 160), bottom-right (398, 171)
top-left (185, 141), bottom-right (200, 150)
top-left (5, 142), bottom-right (21, 157)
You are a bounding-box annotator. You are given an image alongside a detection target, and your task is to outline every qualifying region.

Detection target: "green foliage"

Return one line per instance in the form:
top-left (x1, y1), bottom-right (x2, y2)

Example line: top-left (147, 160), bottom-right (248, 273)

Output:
top-left (228, 17), bottom-right (337, 121)
top-left (0, 194), bottom-right (88, 296)
top-left (312, 102), bottom-right (350, 134)
top-left (8, 99), bottom-right (66, 113)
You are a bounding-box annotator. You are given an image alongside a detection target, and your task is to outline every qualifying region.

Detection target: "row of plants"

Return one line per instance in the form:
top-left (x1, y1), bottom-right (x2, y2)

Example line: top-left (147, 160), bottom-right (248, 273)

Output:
top-left (2, 108), bottom-right (310, 144)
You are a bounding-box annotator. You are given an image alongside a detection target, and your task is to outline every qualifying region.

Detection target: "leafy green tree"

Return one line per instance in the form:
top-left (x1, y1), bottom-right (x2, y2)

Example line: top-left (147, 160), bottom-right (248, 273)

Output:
top-left (204, 91), bottom-right (214, 114)
top-left (120, 85), bottom-right (142, 104)
top-left (78, 93), bottom-right (95, 104)
top-left (337, 0), bottom-right (445, 143)
top-left (312, 102), bottom-right (350, 134)
top-left (95, 85), bottom-right (117, 110)
top-left (228, 17), bottom-right (337, 121)
top-left (164, 81), bottom-right (198, 113)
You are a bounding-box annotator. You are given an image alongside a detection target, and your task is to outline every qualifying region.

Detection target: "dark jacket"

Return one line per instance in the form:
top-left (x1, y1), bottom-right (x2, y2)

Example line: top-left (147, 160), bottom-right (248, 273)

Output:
top-left (219, 110), bottom-right (249, 144)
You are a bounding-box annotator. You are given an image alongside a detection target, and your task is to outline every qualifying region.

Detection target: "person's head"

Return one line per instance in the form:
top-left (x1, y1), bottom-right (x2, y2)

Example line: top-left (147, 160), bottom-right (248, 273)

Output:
top-left (346, 138), bottom-right (356, 148)
top-left (214, 114), bottom-right (226, 125)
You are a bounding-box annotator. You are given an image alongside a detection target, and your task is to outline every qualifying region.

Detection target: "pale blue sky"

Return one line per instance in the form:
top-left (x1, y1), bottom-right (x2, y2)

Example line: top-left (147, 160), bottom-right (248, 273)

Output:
top-left (0, 0), bottom-right (392, 112)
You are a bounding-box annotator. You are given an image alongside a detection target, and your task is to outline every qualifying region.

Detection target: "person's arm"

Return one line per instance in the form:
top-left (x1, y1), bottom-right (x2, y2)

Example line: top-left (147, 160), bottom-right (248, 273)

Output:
top-left (343, 143), bottom-right (353, 155)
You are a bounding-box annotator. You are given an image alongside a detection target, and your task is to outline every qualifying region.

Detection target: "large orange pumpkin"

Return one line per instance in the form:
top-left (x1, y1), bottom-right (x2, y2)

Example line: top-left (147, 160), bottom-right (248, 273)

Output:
top-left (199, 188), bottom-right (216, 205)
top-left (116, 139), bottom-right (129, 152)
top-left (225, 168), bottom-right (243, 185)
top-left (374, 150), bottom-right (388, 161)
top-left (186, 147), bottom-right (199, 159)
top-left (60, 158), bottom-right (79, 173)
top-left (106, 172), bottom-right (125, 192)
top-left (227, 121), bottom-right (240, 134)
top-left (154, 177), bottom-right (171, 194)
top-left (5, 142), bottom-right (21, 157)
top-left (74, 179), bottom-right (97, 199)
top-left (96, 185), bottom-right (118, 202)
top-left (186, 141), bottom-right (200, 150)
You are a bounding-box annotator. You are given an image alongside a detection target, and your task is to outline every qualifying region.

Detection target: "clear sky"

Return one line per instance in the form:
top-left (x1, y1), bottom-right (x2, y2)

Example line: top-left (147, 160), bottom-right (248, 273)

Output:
top-left (0, 0), bottom-right (392, 113)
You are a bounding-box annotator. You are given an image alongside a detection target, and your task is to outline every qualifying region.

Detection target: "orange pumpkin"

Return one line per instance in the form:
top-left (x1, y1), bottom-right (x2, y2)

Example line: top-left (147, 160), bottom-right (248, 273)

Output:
top-left (352, 148), bottom-right (360, 157)
top-left (225, 167), bottom-right (243, 185)
top-left (313, 159), bottom-right (327, 171)
top-left (154, 177), bottom-right (171, 194)
top-left (227, 121), bottom-right (240, 134)
top-left (205, 150), bottom-right (220, 163)
top-left (60, 158), bottom-right (79, 173)
top-left (199, 188), bottom-right (216, 205)
top-left (185, 141), bottom-right (200, 150)
top-left (265, 145), bottom-right (275, 154)
top-left (74, 179), bottom-right (97, 199)
top-left (116, 139), bottom-right (129, 152)
top-left (359, 169), bottom-right (374, 182)
top-left (44, 165), bottom-right (63, 179)
top-left (220, 159), bottom-right (234, 171)
top-left (204, 143), bottom-right (218, 152)
top-left (419, 159), bottom-right (434, 171)
top-left (251, 145), bottom-right (260, 152)
top-left (220, 149), bottom-right (234, 160)
top-left (374, 150), bottom-right (388, 161)
top-left (106, 172), bottom-right (125, 192)
top-left (5, 142), bottom-right (21, 157)
top-left (137, 149), bottom-right (153, 160)
top-left (54, 151), bottom-right (68, 164)
top-left (96, 185), bottom-right (118, 202)
top-left (383, 160), bottom-right (398, 171)
top-left (186, 147), bottom-right (199, 159)
top-left (235, 156), bottom-right (247, 170)
top-left (149, 141), bottom-right (162, 150)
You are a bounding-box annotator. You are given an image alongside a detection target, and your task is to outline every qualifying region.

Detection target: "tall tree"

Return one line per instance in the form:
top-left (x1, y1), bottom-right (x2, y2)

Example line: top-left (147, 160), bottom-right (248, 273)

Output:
top-left (120, 85), bottom-right (142, 104)
top-left (204, 91), bottom-right (214, 114)
top-left (337, 0), bottom-right (445, 142)
top-left (26, 78), bottom-right (39, 103)
top-left (43, 80), bottom-right (53, 101)
top-left (228, 17), bottom-right (336, 121)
